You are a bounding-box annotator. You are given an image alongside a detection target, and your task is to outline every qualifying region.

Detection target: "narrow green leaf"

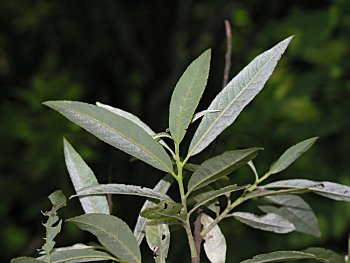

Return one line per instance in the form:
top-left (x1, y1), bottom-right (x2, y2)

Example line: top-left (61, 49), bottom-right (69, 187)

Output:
top-left (243, 187), bottom-right (309, 202)
top-left (231, 212), bottom-right (295, 234)
top-left (192, 109), bottom-right (220, 123)
top-left (44, 101), bottom-right (173, 173)
top-left (264, 179), bottom-right (350, 202)
top-left (145, 221), bottom-right (170, 263)
top-left (67, 213), bottom-right (141, 263)
top-left (188, 36), bottom-right (293, 157)
top-left (134, 174), bottom-right (173, 245)
top-left (187, 148), bottom-right (262, 195)
top-left (11, 257), bottom-right (44, 263)
top-left (241, 251), bottom-right (326, 263)
top-left (189, 186), bottom-right (220, 215)
top-left (303, 247), bottom-right (345, 263)
top-left (63, 138), bottom-right (109, 214)
top-left (140, 200), bottom-right (185, 221)
top-left (38, 249), bottom-right (116, 263)
top-left (259, 194), bottom-right (321, 237)
top-left (169, 49), bottom-right (211, 144)
top-left (201, 214), bottom-right (227, 263)
top-left (269, 137), bottom-right (318, 174)
top-left (73, 183), bottom-right (172, 201)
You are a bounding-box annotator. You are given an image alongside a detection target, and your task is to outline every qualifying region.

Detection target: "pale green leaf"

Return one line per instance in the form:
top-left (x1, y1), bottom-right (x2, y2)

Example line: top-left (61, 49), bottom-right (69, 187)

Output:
top-left (189, 186), bottom-right (220, 215)
top-left (269, 137), bottom-right (318, 174)
top-left (48, 190), bottom-right (66, 210)
top-left (134, 174), bottom-right (173, 245)
top-left (303, 247), bottom-right (345, 263)
top-left (243, 187), bottom-right (308, 202)
top-left (145, 221), bottom-right (170, 263)
top-left (67, 213), bottom-right (141, 263)
top-left (140, 200), bottom-right (185, 221)
top-left (192, 109), bottom-right (220, 123)
top-left (187, 148), bottom-right (262, 195)
top-left (201, 214), bottom-right (227, 263)
top-left (44, 101), bottom-right (173, 173)
top-left (63, 138), bottom-right (109, 214)
top-left (169, 49), bottom-right (211, 144)
top-left (231, 212), bottom-right (295, 234)
top-left (241, 251), bottom-right (326, 263)
top-left (264, 179), bottom-right (350, 202)
top-left (259, 194), bottom-right (320, 237)
top-left (188, 36), bottom-right (293, 156)
top-left (38, 249), bottom-right (116, 262)
top-left (11, 257), bottom-right (44, 263)
top-left (73, 183), bottom-right (172, 201)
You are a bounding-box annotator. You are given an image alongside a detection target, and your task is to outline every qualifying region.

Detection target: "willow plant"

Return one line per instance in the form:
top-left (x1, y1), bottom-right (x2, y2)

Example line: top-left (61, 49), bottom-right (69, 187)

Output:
top-left (12, 36), bottom-right (350, 263)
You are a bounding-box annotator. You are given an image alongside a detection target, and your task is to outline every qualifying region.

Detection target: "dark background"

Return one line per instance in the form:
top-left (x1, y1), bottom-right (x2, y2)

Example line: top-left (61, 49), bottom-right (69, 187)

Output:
top-left (1, 0), bottom-right (350, 262)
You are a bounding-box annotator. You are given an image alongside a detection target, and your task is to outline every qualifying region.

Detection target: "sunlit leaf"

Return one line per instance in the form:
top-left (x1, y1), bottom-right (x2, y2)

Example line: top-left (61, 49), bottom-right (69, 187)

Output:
top-left (269, 137), bottom-right (318, 174)
top-left (140, 200), bottom-right (185, 221)
top-left (201, 214), bottom-right (227, 263)
top-left (241, 250), bottom-right (326, 263)
top-left (146, 221), bottom-right (170, 263)
top-left (63, 138), bottom-right (109, 214)
top-left (38, 249), bottom-right (116, 262)
top-left (231, 212), bottom-right (295, 234)
top-left (187, 148), bottom-right (262, 195)
top-left (11, 257), bottom-right (44, 263)
top-left (67, 213), bottom-right (141, 263)
top-left (44, 101), bottom-right (173, 173)
top-left (169, 49), bottom-right (211, 144)
top-left (188, 36), bottom-right (293, 156)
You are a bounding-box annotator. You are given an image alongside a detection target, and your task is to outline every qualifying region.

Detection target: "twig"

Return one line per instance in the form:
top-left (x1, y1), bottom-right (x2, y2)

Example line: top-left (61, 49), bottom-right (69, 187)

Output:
top-left (107, 166), bottom-right (113, 213)
top-left (193, 207), bottom-right (204, 262)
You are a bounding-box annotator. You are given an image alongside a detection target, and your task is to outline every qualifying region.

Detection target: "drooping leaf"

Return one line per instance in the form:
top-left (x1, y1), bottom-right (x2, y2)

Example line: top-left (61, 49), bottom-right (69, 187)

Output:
top-left (269, 137), bottom-right (318, 175)
top-left (303, 247), bottom-right (345, 263)
top-left (67, 213), bottom-right (141, 263)
top-left (169, 49), bottom-right (211, 144)
top-left (231, 212), bottom-right (295, 234)
top-left (241, 251), bottom-right (326, 263)
top-left (134, 174), bottom-right (173, 245)
top-left (188, 36), bottom-right (293, 156)
top-left (145, 221), bottom-right (170, 263)
top-left (63, 138), bottom-right (109, 214)
top-left (140, 200), bottom-right (185, 221)
top-left (259, 194), bottom-right (320, 237)
top-left (44, 101), bottom-right (173, 173)
top-left (73, 184), bottom-right (172, 201)
top-left (264, 179), bottom-right (350, 202)
top-left (11, 257), bottom-right (44, 263)
top-left (38, 249), bottom-right (116, 263)
top-left (187, 148), bottom-right (262, 195)
top-left (201, 213), bottom-right (227, 263)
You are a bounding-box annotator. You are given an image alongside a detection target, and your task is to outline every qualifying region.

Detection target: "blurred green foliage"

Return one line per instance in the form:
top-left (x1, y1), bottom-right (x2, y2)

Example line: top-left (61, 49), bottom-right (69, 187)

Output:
top-left (1, 0), bottom-right (349, 262)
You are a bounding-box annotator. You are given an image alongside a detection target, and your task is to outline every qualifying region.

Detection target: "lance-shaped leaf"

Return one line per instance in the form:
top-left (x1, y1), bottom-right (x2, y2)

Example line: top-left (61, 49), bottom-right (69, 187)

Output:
top-left (145, 221), bottom-right (170, 263)
top-left (169, 49), bottom-right (211, 144)
top-left (134, 174), bottom-right (173, 245)
top-left (73, 184), bottom-right (172, 201)
top-left (11, 258), bottom-right (44, 263)
top-left (63, 138), bottom-right (109, 214)
top-left (303, 247), bottom-right (345, 263)
top-left (241, 251), bottom-right (326, 263)
top-left (140, 200), bottom-right (185, 221)
top-left (264, 179), bottom-right (350, 202)
top-left (201, 214), bottom-right (227, 263)
top-left (67, 213), bottom-right (141, 263)
top-left (269, 137), bottom-right (318, 175)
top-left (44, 101), bottom-right (173, 173)
top-left (188, 36), bottom-right (293, 157)
top-left (259, 194), bottom-right (321, 237)
top-left (231, 212), bottom-right (295, 234)
top-left (38, 249), bottom-right (116, 262)
top-left (187, 148), bottom-right (262, 195)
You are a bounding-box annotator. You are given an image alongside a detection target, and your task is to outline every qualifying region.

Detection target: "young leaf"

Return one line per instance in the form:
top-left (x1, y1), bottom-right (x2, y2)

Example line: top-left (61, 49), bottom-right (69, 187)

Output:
top-left (134, 174), bottom-right (173, 245)
top-left (201, 213), bottom-right (227, 263)
top-left (140, 200), bottom-right (185, 221)
top-left (303, 247), bottom-right (345, 263)
top-left (188, 36), bottom-right (293, 157)
top-left (259, 194), bottom-right (321, 237)
top-left (269, 137), bottom-right (318, 175)
top-left (63, 138), bottom-right (109, 214)
top-left (38, 249), bottom-right (116, 262)
top-left (169, 49), bottom-right (211, 144)
top-left (264, 179), bottom-right (350, 202)
top-left (231, 212), bottom-right (295, 234)
top-left (67, 213), bottom-right (141, 263)
top-left (44, 101), bottom-right (173, 173)
top-left (11, 258), bottom-right (44, 263)
top-left (187, 148), bottom-right (262, 195)
top-left (241, 251), bottom-right (326, 263)
top-left (73, 183), bottom-right (172, 201)
top-left (145, 221), bottom-right (170, 263)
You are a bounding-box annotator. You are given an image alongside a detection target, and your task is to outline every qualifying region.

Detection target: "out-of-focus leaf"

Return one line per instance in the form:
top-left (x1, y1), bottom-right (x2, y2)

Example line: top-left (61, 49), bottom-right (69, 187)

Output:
top-left (63, 138), bottom-right (109, 214)
top-left (48, 190), bottom-right (67, 210)
top-left (201, 213), bottom-right (227, 263)
top-left (11, 258), bottom-right (44, 263)
top-left (145, 221), bottom-right (170, 263)
top-left (169, 49), bottom-right (211, 144)
top-left (188, 36), bottom-right (293, 156)
top-left (241, 250), bottom-right (326, 263)
top-left (44, 101), bottom-right (173, 173)
top-left (140, 200), bottom-right (185, 221)
top-left (269, 137), bottom-right (318, 174)
top-left (231, 212), bottom-right (295, 234)
top-left (264, 179), bottom-right (350, 201)
top-left (303, 247), bottom-right (345, 263)
top-left (67, 213), bottom-right (141, 263)
top-left (187, 148), bottom-right (262, 195)
top-left (38, 249), bottom-right (116, 262)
